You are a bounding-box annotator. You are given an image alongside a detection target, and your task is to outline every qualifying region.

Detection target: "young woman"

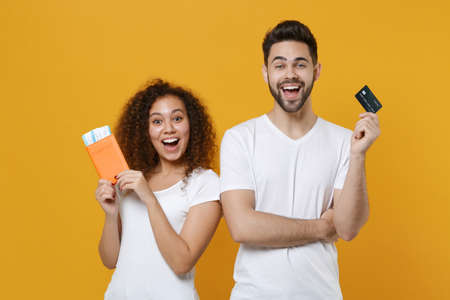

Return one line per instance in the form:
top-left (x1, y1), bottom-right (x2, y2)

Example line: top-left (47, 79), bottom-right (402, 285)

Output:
top-left (95, 79), bottom-right (221, 299)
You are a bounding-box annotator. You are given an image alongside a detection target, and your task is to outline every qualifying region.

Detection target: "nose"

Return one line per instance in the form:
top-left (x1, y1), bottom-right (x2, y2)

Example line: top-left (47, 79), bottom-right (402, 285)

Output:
top-left (163, 121), bottom-right (176, 134)
top-left (286, 65), bottom-right (299, 79)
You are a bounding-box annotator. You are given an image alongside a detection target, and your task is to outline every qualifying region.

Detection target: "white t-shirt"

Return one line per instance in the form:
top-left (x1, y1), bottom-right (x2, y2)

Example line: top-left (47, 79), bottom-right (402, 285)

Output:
top-left (105, 168), bottom-right (220, 300)
top-left (220, 115), bottom-right (352, 300)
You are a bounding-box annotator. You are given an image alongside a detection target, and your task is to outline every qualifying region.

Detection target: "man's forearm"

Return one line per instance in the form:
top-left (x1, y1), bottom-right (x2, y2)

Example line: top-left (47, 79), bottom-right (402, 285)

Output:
top-left (228, 209), bottom-right (334, 248)
top-left (334, 154), bottom-right (370, 241)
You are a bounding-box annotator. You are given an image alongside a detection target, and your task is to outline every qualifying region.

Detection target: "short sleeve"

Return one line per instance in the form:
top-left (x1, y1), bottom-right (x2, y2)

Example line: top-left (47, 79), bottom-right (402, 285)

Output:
top-left (220, 130), bottom-right (255, 193)
top-left (186, 169), bottom-right (220, 208)
top-left (334, 134), bottom-right (352, 189)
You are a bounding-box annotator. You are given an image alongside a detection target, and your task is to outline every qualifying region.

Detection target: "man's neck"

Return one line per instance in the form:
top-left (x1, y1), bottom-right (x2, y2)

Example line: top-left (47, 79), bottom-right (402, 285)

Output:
top-left (266, 99), bottom-right (317, 140)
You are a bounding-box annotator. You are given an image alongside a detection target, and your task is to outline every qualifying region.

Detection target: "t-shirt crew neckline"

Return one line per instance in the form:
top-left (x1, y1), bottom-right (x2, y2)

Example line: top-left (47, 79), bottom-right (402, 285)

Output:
top-left (262, 114), bottom-right (322, 144)
top-left (152, 179), bottom-right (184, 194)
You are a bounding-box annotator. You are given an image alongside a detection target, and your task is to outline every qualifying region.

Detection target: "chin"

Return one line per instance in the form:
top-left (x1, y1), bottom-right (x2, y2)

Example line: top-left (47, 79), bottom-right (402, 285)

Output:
top-left (161, 154), bottom-right (181, 162)
top-left (161, 153), bottom-right (185, 163)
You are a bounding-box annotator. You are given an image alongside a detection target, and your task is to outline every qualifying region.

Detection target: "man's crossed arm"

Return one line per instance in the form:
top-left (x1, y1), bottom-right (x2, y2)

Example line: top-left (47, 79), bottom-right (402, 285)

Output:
top-left (221, 189), bottom-right (337, 248)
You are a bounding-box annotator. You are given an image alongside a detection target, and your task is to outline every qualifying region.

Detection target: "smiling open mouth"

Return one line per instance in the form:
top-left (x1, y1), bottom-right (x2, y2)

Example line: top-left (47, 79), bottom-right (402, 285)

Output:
top-left (281, 85), bottom-right (301, 98)
top-left (162, 138), bottom-right (179, 146)
top-left (282, 86), bottom-right (300, 92)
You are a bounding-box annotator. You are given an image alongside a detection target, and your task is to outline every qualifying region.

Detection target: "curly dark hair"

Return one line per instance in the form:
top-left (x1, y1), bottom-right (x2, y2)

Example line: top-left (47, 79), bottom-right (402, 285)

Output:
top-left (115, 79), bottom-right (216, 179)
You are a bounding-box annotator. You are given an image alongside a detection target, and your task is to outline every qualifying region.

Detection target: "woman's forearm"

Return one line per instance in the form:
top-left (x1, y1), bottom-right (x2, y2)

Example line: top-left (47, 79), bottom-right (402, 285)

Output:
top-left (98, 214), bottom-right (121, 269)
top-left (144, 194), bottom-right (194, 275)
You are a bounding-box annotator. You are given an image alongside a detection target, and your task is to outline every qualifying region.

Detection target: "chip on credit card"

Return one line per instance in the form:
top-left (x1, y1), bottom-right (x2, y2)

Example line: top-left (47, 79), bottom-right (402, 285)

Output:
top-left (355, 85), bottom-right (382, 113)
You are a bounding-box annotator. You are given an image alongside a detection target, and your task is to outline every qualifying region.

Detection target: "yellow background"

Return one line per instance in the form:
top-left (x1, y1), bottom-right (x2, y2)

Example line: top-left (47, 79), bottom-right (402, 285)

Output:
top-left (2, 0), bottom-right (450, 299)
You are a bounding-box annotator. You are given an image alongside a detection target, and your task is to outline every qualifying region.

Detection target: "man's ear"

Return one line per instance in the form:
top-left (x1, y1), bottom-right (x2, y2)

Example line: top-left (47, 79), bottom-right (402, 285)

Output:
top-left (314, 63), bottom-right (322, 82)
top-left (262, 64), bottom-right (268, 83)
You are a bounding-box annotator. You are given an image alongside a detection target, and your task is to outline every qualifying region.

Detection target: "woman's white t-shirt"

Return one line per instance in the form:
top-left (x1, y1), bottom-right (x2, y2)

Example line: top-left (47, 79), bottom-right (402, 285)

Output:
top-left (104, 168), bottom-right (220, 300)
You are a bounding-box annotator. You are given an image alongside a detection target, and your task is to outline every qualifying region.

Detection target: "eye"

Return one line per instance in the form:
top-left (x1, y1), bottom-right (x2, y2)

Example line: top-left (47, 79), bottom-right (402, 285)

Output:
top-left (152, 119), bottom-right (162, 125)
top-left (297, 63), bottom-right (306, 68)
top-left (274, 64), bottom-right (284, 69)
top-left (173, 115), bottom-right (183, 122)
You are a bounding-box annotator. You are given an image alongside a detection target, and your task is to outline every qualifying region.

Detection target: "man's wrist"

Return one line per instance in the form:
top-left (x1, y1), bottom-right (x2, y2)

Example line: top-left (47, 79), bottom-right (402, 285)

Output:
top-left (350, 152), bottom-right (367, 162)
top-left (318, 219), bottom-right (334, 241)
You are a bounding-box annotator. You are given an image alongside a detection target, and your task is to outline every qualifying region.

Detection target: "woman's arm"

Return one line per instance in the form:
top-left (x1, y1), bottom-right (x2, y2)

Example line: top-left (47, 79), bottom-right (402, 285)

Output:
top-left (116, 170), bottom-right (221, 275)
top-left (96, 179), bottom-right (121, 269)
top-left (146, 199), bottom-right (221, 275)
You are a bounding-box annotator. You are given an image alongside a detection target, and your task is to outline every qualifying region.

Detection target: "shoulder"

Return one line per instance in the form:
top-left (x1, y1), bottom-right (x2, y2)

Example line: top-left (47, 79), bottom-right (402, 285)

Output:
top-left (186, 168), bottom-right (220, 203)
top-left (317, 117), bottom-right (353, 140)
top-left (221, 115), bottom-right (265, 147)
top-left (223, 115), bottom-right (263, 138)
top-left (189, 168), bottom-right (219, 183)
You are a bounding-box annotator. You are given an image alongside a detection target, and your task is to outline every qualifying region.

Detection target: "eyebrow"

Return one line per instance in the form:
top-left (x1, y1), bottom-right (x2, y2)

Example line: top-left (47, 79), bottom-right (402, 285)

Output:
top-left (149, 108), bottom-right (185, 117)
top-left (271, 56), bottom-right (310, 63)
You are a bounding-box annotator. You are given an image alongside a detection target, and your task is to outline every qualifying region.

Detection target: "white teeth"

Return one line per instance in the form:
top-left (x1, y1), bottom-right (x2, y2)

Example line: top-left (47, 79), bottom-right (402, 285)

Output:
top-left (283, 86), bottom-right (300, 90)
top-left (163, 138), bottom-right (178, 143)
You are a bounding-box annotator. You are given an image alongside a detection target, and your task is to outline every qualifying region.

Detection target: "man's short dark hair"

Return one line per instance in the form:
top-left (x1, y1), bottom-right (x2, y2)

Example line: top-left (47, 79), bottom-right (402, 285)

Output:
top-left (262, 20), bottom-right (318, 66)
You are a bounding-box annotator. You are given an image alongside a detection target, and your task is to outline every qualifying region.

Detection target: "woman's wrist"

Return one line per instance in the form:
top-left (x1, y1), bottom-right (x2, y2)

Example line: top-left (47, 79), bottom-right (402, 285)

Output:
top-left (105, 213), bottom-right (119, 224)
top-left (141, 190), bottom-right (157, 208)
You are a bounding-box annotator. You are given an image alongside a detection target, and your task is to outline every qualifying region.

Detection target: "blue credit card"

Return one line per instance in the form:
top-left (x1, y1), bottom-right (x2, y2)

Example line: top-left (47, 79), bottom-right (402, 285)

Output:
top-left (355, 85), bottom-right (382, 113)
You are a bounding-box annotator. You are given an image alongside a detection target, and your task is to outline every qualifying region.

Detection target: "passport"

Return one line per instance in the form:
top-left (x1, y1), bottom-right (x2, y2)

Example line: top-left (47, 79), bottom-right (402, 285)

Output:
top-left (82, 126), bottom-right (129, 183)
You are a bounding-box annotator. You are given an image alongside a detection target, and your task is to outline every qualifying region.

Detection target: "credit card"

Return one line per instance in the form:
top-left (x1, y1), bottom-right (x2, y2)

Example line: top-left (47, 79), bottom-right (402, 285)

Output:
top-left (355, 85), bottom-right (382, 113)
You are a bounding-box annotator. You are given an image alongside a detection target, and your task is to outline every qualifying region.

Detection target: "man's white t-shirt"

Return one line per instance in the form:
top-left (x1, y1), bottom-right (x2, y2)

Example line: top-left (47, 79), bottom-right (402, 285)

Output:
top-left (220, 115), bottom-right (352, 300)
top-left (105, 168), bottom-right (220, 300)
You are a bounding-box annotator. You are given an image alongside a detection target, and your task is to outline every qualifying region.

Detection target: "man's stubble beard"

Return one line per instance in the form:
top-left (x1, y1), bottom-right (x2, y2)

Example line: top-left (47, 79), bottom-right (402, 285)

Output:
top-left (268, 76), bottom-right (314, 113)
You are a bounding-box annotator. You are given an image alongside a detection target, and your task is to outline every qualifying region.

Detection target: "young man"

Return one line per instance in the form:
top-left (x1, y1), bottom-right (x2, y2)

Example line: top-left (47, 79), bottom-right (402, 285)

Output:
top-left (220, 20), bottom-right (380, 299)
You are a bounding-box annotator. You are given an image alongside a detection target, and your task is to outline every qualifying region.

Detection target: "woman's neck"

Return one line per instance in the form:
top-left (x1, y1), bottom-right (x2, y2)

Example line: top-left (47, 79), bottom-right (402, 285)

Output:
top-left (153, 159), bottom-right (186, 177)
